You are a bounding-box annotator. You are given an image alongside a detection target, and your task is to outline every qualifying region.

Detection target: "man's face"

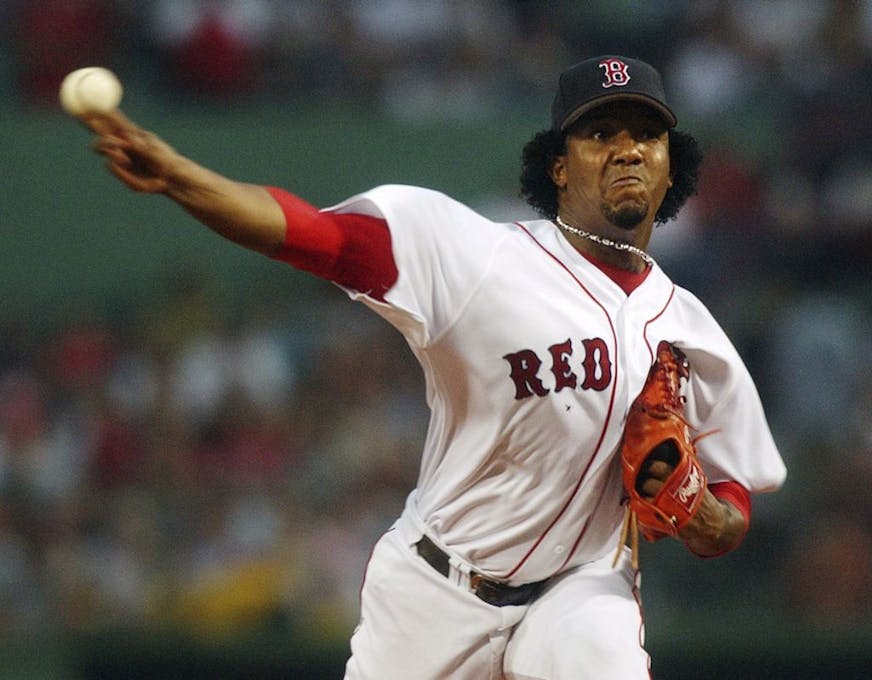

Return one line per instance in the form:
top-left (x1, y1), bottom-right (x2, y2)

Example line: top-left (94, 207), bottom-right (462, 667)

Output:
top-left (552, 101), bottom-right (672, 233)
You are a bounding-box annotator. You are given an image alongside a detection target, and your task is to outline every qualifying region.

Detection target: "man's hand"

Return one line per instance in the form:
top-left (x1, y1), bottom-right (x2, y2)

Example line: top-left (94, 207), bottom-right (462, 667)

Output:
top-left (637, 455), bottom-right (746, 557)
top-left (84, 111), bottom-right (178, 194)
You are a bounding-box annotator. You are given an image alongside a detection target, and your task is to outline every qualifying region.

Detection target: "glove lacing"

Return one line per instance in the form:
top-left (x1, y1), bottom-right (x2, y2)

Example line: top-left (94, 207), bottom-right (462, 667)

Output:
top-left (614, 502), bottom-right (641, 569)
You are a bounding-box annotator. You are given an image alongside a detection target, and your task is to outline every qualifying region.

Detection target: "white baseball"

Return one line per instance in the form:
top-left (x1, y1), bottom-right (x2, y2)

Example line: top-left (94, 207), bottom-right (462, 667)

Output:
top-left (59, 67), bottom-right (123, 116)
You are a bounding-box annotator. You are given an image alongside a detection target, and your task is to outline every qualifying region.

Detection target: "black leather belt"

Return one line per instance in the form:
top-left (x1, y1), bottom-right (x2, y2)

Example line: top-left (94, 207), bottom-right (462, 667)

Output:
top-left (415, 535), bottom-right (546, 607)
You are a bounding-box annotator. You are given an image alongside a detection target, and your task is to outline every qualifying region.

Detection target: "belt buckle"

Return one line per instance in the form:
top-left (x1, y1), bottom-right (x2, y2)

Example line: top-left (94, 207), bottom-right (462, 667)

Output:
top-left (470, 572), bottom-right (512, 606)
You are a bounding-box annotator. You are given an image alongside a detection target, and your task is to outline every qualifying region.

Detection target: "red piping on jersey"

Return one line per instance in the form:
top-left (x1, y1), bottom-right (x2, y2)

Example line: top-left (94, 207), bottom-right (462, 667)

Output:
top-left (632, 569), bottom-right (654, 678)
top-left (505, 223), bottom-right (620, 580)
top-left (642, 284), bottom-right (676, 363)
top-left (555, 472), bottom-right (616, 572)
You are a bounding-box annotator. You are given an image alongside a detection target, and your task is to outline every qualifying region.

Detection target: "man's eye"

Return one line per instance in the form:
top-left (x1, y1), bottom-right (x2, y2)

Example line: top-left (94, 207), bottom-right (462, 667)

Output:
top-left (640, 127), bottom-right (667, 141)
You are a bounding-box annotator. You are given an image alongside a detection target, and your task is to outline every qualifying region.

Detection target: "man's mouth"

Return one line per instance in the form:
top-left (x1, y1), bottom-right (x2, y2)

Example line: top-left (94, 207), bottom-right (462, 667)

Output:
top-left (610, 175), bottom-right (643, 188)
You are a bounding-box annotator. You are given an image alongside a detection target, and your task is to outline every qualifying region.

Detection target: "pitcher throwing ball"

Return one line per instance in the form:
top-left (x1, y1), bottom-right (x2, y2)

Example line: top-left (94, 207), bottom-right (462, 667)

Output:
top-left (78, 55), bottom-right (786, 679)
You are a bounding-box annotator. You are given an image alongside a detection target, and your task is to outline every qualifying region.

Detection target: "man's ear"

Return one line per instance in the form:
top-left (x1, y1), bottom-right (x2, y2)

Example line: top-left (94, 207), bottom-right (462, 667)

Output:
top-left (550, 156), bottom-right (567, 190)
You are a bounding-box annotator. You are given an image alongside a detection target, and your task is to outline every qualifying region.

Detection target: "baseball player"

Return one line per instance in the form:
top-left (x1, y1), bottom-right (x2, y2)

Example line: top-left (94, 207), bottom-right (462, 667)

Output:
top-left (82, 55), bottom-right (786, 679)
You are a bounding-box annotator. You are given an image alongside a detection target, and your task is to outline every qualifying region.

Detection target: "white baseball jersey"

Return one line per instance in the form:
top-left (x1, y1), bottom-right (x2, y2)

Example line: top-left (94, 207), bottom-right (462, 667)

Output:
top-left (330, 184), bottom-right (786, 585)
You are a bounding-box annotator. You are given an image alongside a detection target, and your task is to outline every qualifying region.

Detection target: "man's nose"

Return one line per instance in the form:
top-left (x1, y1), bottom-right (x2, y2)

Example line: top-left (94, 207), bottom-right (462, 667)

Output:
top-left (611, 131), bottom-right (643, 164)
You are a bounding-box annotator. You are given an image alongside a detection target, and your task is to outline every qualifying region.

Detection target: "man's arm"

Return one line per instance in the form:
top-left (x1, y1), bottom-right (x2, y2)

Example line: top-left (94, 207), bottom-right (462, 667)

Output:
top-left (678, 488), bottom-right (748, 557)
top-left (85, 111), bottom-right (286, 255)
top-left (84, 112), bottom-right (399, 298)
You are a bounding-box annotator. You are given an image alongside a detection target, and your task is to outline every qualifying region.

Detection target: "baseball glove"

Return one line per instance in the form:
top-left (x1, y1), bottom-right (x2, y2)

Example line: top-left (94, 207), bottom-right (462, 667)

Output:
top-left (615, 341), bottom-right (710, 567)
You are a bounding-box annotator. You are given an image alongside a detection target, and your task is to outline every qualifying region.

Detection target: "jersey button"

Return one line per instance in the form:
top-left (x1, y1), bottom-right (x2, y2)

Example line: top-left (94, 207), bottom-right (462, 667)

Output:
top-left (554, 545), bottom-right (566, 555)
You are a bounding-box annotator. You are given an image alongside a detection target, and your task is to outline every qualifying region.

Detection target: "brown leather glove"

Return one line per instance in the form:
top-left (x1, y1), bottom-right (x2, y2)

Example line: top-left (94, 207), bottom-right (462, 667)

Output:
top-left (619, 341), bottom-right (707, 543)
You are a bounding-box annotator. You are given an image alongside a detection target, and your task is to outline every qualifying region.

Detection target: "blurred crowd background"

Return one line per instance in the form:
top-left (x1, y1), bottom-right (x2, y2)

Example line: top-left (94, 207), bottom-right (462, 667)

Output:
top-left (1, 0), bottom-right (871, 677)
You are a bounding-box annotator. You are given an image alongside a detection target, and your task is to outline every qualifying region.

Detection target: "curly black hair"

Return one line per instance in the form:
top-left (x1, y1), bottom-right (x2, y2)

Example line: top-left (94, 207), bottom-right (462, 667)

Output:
top-left (519, 128), bottom-right (703, 224)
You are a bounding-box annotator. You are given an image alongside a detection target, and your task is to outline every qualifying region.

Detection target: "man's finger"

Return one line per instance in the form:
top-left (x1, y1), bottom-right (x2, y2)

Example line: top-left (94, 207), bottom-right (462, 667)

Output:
top-left (642, 459), bottom-right (674, 481)
top-left (81, 109), bottom-right (140, 137)
top-left (641, 478), bottom-right (664, 499)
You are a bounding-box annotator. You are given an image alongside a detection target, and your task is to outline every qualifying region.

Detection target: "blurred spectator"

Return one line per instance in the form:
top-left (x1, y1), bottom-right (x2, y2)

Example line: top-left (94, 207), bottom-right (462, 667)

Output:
top-left (145, 0), bottom-right (273, 99)
top-left (782, 513), bottom-right (872, 625)
top-left (0, 500), bottom-right (44, 632)
top-left (349, 0), bottom-right (521, 121)
top-left (11, 0), bottom-right (120, 107)
top-left (767, 293), bottom-right (871, 450)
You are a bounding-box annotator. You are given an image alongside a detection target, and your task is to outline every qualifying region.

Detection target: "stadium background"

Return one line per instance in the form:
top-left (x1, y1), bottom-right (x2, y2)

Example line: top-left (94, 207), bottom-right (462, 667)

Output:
top-left (0, 1), bottom-right (870, 677)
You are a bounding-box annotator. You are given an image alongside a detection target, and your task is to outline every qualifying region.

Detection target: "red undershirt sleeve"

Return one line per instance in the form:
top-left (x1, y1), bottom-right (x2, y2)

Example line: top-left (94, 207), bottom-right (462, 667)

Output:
top-left (265, 186), bottom-right (398, 301)
top-left (709, 480), bottom-right (751, 528)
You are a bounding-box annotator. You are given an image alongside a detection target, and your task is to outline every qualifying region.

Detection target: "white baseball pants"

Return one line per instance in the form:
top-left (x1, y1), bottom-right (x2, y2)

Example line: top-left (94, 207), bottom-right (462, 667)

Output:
top-left (343, 514), bottom-right (650, 679)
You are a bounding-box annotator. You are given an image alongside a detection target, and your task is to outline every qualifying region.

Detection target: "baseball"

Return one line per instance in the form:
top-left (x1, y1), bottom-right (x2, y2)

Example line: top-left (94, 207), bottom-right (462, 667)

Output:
top-left (59, 67), bottom-right (123, 116)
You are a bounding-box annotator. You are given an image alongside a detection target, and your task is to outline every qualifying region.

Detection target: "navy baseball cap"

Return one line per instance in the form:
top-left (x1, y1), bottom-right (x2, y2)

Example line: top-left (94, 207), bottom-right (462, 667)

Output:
top-left (551, 55), bottom-right (677, 131)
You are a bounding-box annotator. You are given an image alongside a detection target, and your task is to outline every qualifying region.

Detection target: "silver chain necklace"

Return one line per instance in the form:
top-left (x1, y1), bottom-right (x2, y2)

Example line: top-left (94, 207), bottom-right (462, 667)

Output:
top-left (555, 215), bottom-right (654, 268)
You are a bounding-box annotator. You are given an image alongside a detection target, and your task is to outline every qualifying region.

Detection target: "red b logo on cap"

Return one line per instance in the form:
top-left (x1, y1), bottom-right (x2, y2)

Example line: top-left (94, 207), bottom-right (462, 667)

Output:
top-left (599, 58), bottom-right (630, 88)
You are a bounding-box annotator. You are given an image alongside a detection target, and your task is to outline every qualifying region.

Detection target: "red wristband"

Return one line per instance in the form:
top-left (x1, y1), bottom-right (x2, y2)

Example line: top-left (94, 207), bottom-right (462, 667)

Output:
top-left (265, 187), bottom-right (397, 299)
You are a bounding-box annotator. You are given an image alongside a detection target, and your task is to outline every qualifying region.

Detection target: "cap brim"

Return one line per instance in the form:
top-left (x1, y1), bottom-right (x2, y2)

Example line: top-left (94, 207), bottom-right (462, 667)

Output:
top-left (560, 93), bottom-right (677, 130)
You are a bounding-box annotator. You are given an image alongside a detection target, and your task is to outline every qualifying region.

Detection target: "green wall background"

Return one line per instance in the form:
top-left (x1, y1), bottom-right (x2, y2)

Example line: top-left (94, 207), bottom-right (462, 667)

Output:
top-left (1, 100), bottom-right (539, 328)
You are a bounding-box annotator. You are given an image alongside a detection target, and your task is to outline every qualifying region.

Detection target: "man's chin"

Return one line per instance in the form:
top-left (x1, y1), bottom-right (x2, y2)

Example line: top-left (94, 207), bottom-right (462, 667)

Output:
top-left (604, 202), bottom-right (648, 230)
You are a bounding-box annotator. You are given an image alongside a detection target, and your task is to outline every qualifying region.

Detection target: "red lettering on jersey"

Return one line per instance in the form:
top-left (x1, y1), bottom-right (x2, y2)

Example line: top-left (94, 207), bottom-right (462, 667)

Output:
top-left (503, 349), bottom-right (550, 399)
top-left (599, 58), bottom-right (631, 88)
top-left (548, 339), bottom-right (577, 392)
top-left (504, 337), bottom-right (612, 400)
top-left (580, 338), bottom-right (612, 391)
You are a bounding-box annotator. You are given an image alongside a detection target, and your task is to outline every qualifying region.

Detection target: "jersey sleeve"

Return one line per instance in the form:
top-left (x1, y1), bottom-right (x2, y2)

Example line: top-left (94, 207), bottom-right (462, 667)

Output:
top-left (670, 294), bottom-right (787, 495)
top-left (325, 184), bottom-right (507, 347)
